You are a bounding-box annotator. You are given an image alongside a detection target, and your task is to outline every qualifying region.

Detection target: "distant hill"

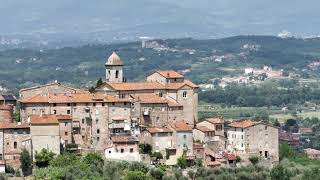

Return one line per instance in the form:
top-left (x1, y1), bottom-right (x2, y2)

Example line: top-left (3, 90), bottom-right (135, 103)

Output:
top-left (1, 0), bottom-right (320, 44)
top-left (1, 35), bottom-right (320, 93)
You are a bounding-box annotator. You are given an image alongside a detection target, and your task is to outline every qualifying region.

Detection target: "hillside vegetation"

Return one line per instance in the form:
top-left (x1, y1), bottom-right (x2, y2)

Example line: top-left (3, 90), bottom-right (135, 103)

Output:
top-left (1, 36), bottom-right (320, 93)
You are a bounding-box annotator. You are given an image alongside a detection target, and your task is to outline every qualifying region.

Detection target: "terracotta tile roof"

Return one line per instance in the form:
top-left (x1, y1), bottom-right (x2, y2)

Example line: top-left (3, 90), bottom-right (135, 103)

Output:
top-left (304, 148), bottom-right (320, 155)
top-left (20, 92), bottom-right (129, 104)
top-left (166, 80), bottom-right (198, 89)
top-left (224, 153), bottom-right (236, 161)
top-left (131, 93), bottom-right (168, 104)
top-left (156, 70), bottom-right (184, 78)
top-left (0, 122), bottom-right (29, 129)
top-left (30, 114), bottom-right (71, 125)
top-left (206, 118), bottom-right (224, 124)
top-left (167, 98), bottom-right (182, 107)
top-left (108, 82), bottom-right (165, 91)
top-left (169, 121), bottom-right (192, 132)
top-left (107, 80), bottom-right (197, 91)
top-left (111, 135), bottom-right (139, 143)
top-left (146, 127), bottom-right (172, 133)
top-left (20, 81), bottom-right (80, 92)
top-left (196, 126), bottom-right (215, 132)
top-left (229, 120), bottom-right (255, 128)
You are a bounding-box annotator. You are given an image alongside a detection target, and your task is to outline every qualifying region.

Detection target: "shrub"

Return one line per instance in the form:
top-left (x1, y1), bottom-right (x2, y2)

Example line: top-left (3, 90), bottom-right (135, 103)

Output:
top-left (236, 156), bottom-right (241, 163)
top-left (149, 168), bottom-right (164, 180)
top-left (20, 148), bottom-right (32, 176)
top-left (249, 156), bottom-right (259, 165)
top-left (151, 152), bottom-right (163, 160)
top-left (83, 152), bottom-right (104, 167)
top-left (139, 144), bottom-right (152, 155)
top-left (35, 148), bottom-right (55, 168)
top-left (124, 171), bottom-right (150, 180)
top-left (5, 165), bottom-right (15, 174)
top-left (177, 156), bottom-right (187, 169)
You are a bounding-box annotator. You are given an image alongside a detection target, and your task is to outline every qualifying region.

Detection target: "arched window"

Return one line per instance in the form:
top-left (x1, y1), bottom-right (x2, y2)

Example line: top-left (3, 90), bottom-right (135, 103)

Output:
top-left (182, 91), bottom-right (187, 98)
top-left (115, 70), bottom-right (119, 78)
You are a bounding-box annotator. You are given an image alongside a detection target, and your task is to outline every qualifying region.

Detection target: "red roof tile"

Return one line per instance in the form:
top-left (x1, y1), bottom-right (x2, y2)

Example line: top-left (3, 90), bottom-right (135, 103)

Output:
top-left (229, 120), bottom-right (255, 128)
top-left (156, 70), bottom-right (184, 78)
top-left (111, 135), bottom-right (139, 143)
top-left (146, 127), bottom-right (172, 133)
top-left (169, 121), bottom-right (192, 131)
top-left (196, 126), bottom-right (215, 132)
top-left (206, 118), bottom-right (224, 124)
top-left (224, 153), bottom-right (236, 161)
top-left (108, 82), bottom-right (165, 91)
top-left (0, 122), bottom-right (29, 129)
top-left (20, 92), bottom-right (129, 104)
top-left (30, 114), bottom-right (71, 125)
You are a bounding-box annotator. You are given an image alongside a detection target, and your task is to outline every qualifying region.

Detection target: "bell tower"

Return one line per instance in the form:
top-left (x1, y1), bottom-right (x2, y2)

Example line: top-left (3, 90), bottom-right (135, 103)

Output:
top-left (105, 52), bottom-right (124, 83)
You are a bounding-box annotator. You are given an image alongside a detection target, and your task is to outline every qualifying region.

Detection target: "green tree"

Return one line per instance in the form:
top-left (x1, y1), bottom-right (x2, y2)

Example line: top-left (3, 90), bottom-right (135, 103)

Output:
top-left (83, 152), bottom-right (104, 167)
top-left (96, 78), bottom-right (104, 87)
top-left (88, 86), bottom-right (96, 93)
top-left (124, 171), bottom-right (150, 180)
top-left (248, 156), bottom-right (259, 166)
top-left (270, 164), bottom-right (292, 180)
top-left (20, 149), bottom-right (32, 176)
top-left (279, 144), bottom-right (295, 160)
top-left (177, 156), bottom-right (187, 169)
top-left (34, 148), bottom-right (55, 168)
top-left (236, 156), bottom-right (241, 163)
top-left (149, 168), bottom-right (164, 180)
top-left (139, 144), bottom-right (152, 154)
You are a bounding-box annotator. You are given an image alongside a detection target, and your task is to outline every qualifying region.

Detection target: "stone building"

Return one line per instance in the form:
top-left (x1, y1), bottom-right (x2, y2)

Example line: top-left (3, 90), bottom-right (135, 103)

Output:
top-left (18, 51), bottom-right (199, 162)
top-left (0, 105), bottom-right (14, 123)
top-left (140, 127), bottom-right (173, 155)
top-left (105, 135), bottom-right (140, 162)
top-left (30, 115), bottom-right (60, 155)
top-left (227, 120), bottom-right (279, 163)
top-left (20, 92), bottom-right (130, 151)
top-left (0, 122), bottom-right (31, 168)
top-left (195, 118), bottom-right (226, 152)
top-left (96, 52), bottom-right (198, 126)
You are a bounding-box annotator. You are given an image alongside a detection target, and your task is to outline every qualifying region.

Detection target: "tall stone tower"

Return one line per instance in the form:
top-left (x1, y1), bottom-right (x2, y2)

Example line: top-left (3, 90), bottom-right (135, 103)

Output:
top-left (105, 52), bottom-right (124, 83)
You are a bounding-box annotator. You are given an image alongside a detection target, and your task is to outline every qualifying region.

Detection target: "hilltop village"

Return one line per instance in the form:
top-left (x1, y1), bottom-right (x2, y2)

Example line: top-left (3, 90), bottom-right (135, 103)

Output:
top-left (0, 52), bottom-right (279, 172)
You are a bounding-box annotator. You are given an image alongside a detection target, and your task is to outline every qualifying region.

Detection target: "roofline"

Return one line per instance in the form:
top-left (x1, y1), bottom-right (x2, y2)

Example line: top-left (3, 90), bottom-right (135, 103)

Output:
top-left (20, 82), bottom-right (78, 92)
top-left (154, 70), bottom-right (184, 79)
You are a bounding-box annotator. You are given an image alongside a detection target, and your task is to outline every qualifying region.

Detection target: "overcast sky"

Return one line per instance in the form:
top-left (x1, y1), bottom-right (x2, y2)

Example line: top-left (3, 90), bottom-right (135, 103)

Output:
top-left (0, 0), bottom-right (319, 37)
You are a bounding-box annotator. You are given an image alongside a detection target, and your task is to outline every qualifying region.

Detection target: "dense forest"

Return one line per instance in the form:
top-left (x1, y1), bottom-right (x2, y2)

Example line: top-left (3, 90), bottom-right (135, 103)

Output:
top-left (1, 36), bottom-right (320, 94)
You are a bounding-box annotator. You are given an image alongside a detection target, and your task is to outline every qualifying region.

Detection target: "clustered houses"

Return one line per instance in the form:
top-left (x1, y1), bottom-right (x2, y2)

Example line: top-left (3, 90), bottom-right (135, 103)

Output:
top-left (0, 52), bottom-right (280, 171)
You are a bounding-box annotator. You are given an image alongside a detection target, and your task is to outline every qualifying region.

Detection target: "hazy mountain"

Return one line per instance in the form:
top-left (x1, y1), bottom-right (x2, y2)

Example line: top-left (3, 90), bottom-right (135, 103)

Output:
top-left (0, 0), bottom-right (319, 45)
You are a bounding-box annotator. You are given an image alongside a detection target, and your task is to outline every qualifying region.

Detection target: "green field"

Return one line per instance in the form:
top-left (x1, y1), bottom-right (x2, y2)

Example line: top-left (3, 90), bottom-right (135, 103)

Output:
top-left (199, 103), bottom-right (320, 122)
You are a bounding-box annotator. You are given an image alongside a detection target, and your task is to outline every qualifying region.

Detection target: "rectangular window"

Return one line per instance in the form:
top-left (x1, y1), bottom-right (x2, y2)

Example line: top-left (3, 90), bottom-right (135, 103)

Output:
top-left (121, 149), bottom-right (124, 153)
top-left (93, 103), bottom-right (96, 106)
top-left (14, 142), bottom-right (17, 149)
top-left (53, 110), bottom-right (57, 114)
top-left (65, 132), bottom-right (68, 136)
top-left (97, 129), bottom-right (100, 134)
top-left (102, 103), bottom-right (105, 107)
top-left (67, 103), bottom-right (71, 106)
top-left (130, 148), bottom-right (134, 153)
top-left (65, 122), bottom-right (68, 126)
top-left (67, 110), bottom-right (71, 114)
top-left (82, 119), bottom-right (85, 124)
top-left (53, 103), bottom-right (57, 107)
top-left (0, 154), bottom-right (2, 160)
